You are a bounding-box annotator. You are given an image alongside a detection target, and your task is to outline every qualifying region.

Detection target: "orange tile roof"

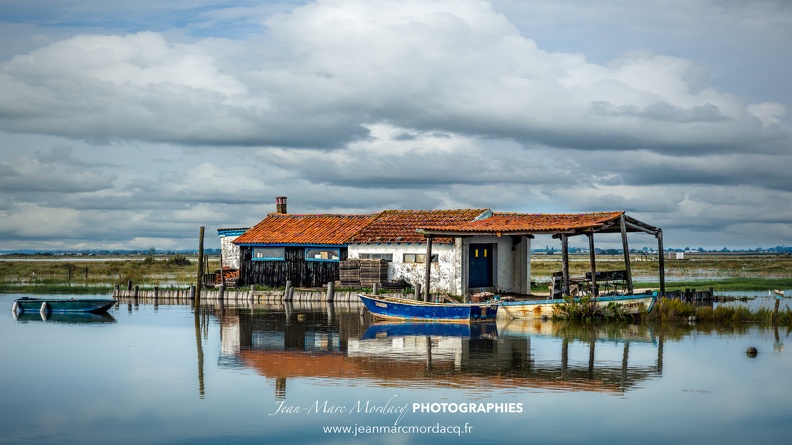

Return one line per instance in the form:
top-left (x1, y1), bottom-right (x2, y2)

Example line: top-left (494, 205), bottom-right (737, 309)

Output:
top-left (234, 209), bottom-right (631, 246)
top-left (418, 211), bottom-right (625, 234)
top-left (348, 209), bottom-right (489, 244)
top-left (233, 213), bottom-right (377, 245)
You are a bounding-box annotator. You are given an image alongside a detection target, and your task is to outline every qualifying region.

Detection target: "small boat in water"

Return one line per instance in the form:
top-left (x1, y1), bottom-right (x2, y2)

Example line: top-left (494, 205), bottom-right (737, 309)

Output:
top-left (359, 294), bottom-right (499, 323)
top-left (497, 292), bottom-right (657, 319)
top-left (12, 297), bottom-right (117, 315)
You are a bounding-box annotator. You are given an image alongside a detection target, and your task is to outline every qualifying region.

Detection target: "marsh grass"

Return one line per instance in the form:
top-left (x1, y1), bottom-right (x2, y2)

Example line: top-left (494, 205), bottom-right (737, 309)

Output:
top-left (0, 255), bottom-right (218, 294)
top-left (645, 297), bottom-right (792, 326)
top-left (553, 295), bottom-right (633, 322)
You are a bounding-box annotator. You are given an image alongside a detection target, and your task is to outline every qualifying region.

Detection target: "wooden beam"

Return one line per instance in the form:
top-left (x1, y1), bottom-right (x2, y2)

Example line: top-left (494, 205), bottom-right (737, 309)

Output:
top-left (196, 226), bottom-right (204, 307)
top-left (619, 215), bottom-right (634, 293)
top-left (423, 236), bottom-right (433, 302)
top-left (657, 228), bottom-right (666, 297)
top-left (587, 232), bottom-right (597, 296)
top-left (561, 233), bottom-right (570, 295)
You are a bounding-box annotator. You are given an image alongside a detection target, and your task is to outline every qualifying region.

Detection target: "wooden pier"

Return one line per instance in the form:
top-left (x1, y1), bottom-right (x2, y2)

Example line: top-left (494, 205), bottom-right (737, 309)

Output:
top-left (112, 284), bottom-right (406, 303)
top-left (112, 283), bottom-right (714, 304)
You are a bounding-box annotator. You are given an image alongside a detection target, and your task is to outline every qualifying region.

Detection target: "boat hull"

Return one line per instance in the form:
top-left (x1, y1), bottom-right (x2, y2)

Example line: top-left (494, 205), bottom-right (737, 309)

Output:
top-left (359, 294), bottom-right (498, 323)
top-left (13, 297), bottom-right (117, 314)
top-left (498, 293), bottom-right (656, 319)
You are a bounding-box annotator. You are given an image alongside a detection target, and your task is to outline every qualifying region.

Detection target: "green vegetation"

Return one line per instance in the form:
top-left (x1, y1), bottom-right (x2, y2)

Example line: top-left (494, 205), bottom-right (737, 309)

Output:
top-left (553, 295), bottom-right (632, 322)
top-left (0, 255), bottom-right (218, 294)
top-left (645, 297), bottom-right (792, 326)
top-left (552, 296), bottom-right (792, 327)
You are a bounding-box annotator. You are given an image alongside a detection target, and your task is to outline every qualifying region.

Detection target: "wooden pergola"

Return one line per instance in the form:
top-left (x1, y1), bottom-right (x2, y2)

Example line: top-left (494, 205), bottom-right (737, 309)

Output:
top-left (417, 211), bottom-right (665, 300)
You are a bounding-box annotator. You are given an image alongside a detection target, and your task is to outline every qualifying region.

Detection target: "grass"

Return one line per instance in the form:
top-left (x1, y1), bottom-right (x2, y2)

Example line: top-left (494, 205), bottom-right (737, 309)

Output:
top-left (646, 297), bottom-right (792, 325)
top-left (0, 255), bottom-right (218, 294)
top-left (551, 296), bottom-right (792, 326)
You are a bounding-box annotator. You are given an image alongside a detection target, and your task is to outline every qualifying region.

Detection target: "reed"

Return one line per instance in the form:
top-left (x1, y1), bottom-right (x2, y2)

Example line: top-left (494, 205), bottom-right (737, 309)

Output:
top-left (646, 298), bottom-right (697, 322)
top-left (0, 255), bottom-right (218, 294)
top-left (553, 295), bottom-right (636, 322)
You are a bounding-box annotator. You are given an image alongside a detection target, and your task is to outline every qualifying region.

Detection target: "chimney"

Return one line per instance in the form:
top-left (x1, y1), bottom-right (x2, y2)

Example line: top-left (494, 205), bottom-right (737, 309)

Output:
top-left (275, 196), bottom-right (288, 214)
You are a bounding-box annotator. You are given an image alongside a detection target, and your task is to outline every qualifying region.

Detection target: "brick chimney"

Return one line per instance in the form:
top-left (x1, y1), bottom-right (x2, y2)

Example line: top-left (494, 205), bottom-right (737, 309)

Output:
top-left (275, 196), bottom-right (288, 214)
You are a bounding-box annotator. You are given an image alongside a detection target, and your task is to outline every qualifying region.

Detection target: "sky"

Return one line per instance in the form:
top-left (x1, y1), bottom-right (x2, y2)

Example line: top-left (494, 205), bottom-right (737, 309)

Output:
top-left (0, 0), bottom-right (790, 252)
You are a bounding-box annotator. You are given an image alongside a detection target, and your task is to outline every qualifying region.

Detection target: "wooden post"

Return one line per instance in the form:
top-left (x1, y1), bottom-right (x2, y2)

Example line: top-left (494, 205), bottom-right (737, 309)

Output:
top-left (657, 229), bottom-right (665, 298)
top-left (218, 284), bottom-right (225, 301)
top-left (326, 281), bottom-right (335, 302)
top-left (219, 249), bottom-right (225, 286)
top-left (773, 296), bottom-right (781, 321)
top-left (285, 280), bottom-right (292, 301)
top-left (127, 280), bottom-right (133, 291)
top-left (196, 226), bottom-right (205, 308)
top-left (414, 283), bottom-right (422, 301)
top-left (587, 232), bottom-right (597, 296)
top-left (619, 215), bottom-right (634, 293)
top-left (423, 236), bottom-right (433, 302)
top-left (373, 283), bottom-right (379, 295)
top-left (561, 234), bottom-right (570, 296)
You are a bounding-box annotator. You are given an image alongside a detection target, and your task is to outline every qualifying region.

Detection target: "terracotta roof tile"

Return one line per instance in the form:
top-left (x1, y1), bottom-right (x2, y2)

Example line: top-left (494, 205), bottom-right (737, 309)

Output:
top-left (418, 211), bottom-right (625, 234)
top-left (234, 209), bottom-right (629, 246)
top-left (348, 209), bottom-right (489, 244)
top-left (234, 213), bottom-right (377, 245)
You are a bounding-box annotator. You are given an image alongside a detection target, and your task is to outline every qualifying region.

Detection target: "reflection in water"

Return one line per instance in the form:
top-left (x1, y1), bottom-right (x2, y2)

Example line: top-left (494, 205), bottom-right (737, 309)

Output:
top-left (13, 311), bottom-right (116, 324)
top-left (203, 301), bottom-right (664, 397)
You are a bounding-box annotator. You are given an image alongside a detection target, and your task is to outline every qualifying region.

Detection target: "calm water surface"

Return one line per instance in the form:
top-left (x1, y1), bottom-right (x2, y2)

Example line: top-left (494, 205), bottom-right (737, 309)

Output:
top-left (1, 293), bottom-right (791, 445)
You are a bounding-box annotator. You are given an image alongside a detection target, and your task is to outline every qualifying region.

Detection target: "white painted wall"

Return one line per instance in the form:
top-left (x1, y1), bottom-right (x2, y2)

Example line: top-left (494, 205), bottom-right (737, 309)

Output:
top-left (220, 234), bottom-right (242, 269)
top-left (348, 243), bottom-right (459, 294)
top-left (349, 236), bottom-right (533, 297)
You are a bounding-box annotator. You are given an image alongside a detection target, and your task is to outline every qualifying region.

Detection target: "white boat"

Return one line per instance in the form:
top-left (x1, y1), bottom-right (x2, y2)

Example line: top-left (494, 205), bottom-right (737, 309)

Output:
top-left (497, 292), bottom-right (657, 319)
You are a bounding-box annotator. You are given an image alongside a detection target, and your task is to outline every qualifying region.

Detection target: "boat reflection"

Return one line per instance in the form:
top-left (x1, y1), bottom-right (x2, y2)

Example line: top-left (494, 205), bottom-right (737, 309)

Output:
top-left (362, 321), bottom-right (498, 340)
top-left (210, 302), bottom-right (663, 397)
top-left (12, 311), bottom-right (116, 324)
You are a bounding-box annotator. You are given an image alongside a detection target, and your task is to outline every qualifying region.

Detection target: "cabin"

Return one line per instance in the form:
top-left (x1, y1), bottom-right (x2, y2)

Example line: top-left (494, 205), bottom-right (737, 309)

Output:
top-left (232, 197), bottom-right (665, 299)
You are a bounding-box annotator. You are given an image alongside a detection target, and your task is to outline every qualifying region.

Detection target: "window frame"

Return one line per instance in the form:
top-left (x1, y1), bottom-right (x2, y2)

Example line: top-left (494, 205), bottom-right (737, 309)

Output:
top-left (403, 253), bottom-right (438, 264)
top-left (252, 246), bottom-right (286, 261)
top-left (305, 247), bottom-right (341, 262)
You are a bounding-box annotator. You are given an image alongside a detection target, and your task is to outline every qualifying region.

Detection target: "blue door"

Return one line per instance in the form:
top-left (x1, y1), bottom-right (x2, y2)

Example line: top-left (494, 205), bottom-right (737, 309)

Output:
top-left (469, 244), bottom-right (493, 288)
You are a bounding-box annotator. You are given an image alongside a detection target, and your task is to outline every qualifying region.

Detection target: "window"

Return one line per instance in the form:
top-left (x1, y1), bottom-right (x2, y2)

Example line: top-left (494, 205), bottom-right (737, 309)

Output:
top-left (252, 247), bottom-right (285, 261)
top-left (305, 248), bottom-right (340, 262)
top-left (358, 253), bottom-right (393, 261)
top-left (403, 253), bottom-right (438, 264)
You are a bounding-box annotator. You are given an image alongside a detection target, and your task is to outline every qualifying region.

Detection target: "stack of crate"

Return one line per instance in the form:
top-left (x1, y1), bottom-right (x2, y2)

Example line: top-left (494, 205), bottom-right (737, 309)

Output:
top-left (359, 259), bottom-right (388, 287)
top-left (339, 259), bottom-right (361, 287)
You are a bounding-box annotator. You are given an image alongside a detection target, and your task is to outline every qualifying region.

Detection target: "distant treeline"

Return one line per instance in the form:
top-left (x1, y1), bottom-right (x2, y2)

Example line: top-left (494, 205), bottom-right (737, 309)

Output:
top-left (0, 249), bottom-right (221, 256)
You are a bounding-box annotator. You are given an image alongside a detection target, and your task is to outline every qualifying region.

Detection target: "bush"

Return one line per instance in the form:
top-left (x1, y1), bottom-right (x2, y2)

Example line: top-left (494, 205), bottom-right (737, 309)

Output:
top-left (553, 295), bottom-right (634, 322)
top-left (647, 298), bottom-right (697, 322)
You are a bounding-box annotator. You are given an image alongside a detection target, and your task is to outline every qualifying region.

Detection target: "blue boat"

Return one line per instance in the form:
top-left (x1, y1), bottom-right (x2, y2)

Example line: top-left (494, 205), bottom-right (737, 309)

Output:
top-left (12, 297), bottom-right (117, 314)
top-left (358, 294), bottom-right (498, 323)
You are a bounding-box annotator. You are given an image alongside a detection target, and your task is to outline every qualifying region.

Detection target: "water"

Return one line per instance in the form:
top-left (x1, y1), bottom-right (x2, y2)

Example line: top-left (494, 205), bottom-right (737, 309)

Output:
top-left (1, 293), bottom-right (791, 445)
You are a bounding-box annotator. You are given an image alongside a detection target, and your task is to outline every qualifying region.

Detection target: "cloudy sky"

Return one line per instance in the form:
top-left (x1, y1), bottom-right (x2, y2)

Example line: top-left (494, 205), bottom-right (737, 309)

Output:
top-left (1, 0), bottom-right (790, 251)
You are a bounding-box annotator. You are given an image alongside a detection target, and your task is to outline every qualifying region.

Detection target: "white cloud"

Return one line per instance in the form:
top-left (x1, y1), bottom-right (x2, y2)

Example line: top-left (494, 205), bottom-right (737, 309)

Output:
top-left (0, 0), bottom-right (791, 250)
top-left (0, 0), bottom-right (785, 154)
